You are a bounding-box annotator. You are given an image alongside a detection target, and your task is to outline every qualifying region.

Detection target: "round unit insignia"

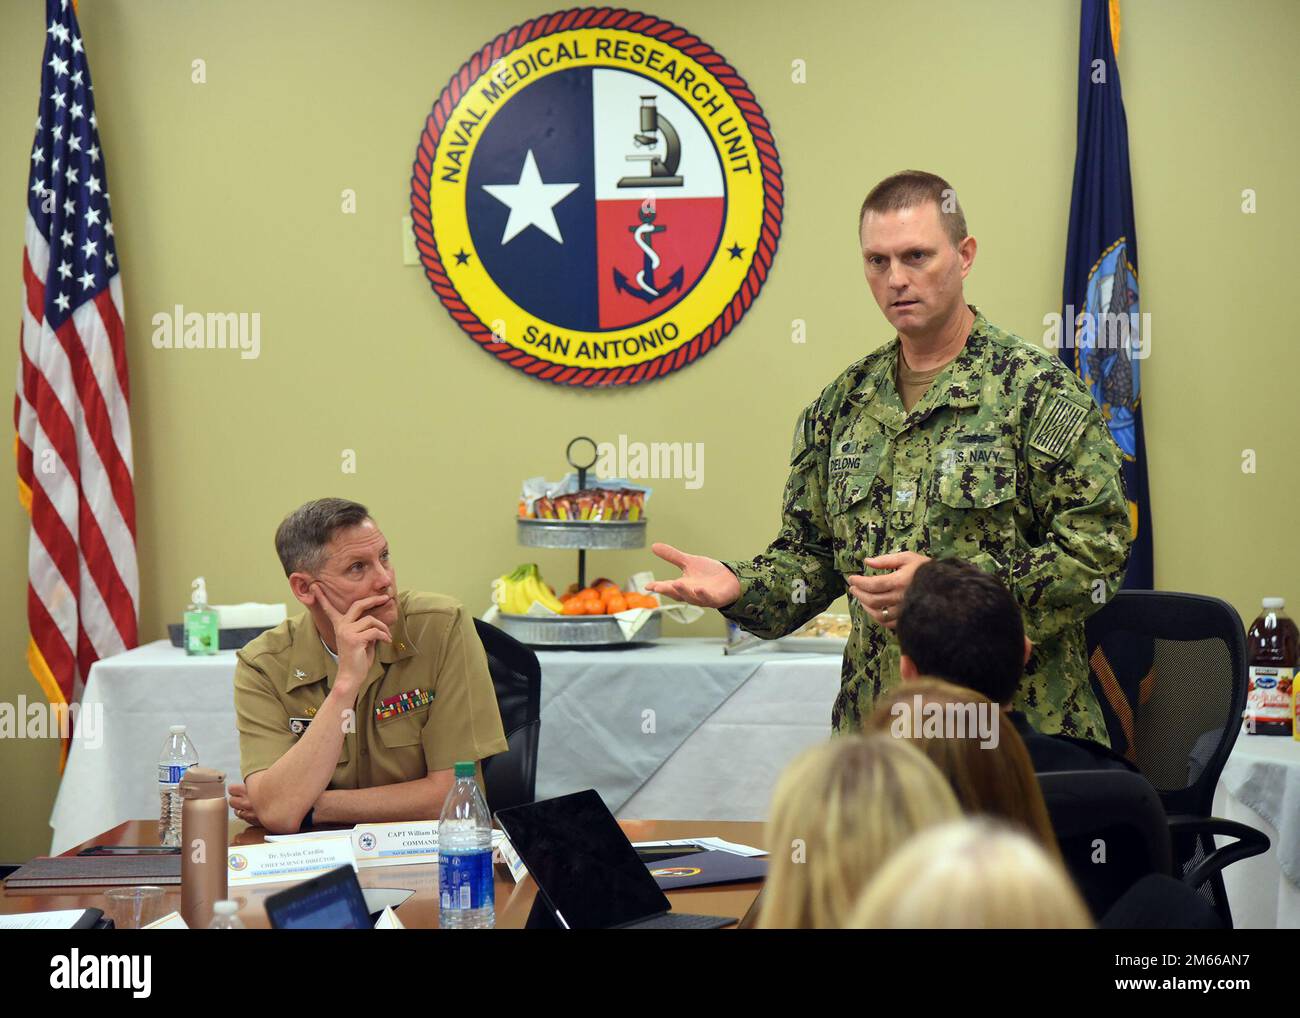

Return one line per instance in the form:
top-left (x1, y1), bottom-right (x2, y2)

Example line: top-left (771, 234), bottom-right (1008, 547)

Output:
top-left (410, 7), bottom-right (783, 386)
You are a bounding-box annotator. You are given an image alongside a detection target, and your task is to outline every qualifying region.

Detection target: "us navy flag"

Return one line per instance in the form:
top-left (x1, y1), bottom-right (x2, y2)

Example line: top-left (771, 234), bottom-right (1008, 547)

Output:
top-left (1061, 0), bottom-right (1153, 590)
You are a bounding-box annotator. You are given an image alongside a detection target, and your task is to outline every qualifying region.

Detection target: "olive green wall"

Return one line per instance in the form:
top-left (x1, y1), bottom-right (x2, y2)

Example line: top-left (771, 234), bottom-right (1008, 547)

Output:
top-left (1, 0), bottom-right (1296, 860)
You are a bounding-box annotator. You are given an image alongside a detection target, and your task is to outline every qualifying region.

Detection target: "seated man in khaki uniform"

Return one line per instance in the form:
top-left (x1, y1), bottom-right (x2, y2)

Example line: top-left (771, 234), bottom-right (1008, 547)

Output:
top-left (229, 497), bottom-right (508, 833)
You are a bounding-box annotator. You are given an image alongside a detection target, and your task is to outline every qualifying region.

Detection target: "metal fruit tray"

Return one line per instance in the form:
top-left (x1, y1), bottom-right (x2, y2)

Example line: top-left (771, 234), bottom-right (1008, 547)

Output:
top-left (493, 611), bottom-right (661, 649)
top-left (516, 518), bottom-right (647, 550)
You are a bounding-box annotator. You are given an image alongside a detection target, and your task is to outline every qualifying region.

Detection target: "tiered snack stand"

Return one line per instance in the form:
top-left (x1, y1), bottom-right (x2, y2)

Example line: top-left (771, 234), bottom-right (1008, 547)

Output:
top-left (496, 437), bottom-right (661, 649)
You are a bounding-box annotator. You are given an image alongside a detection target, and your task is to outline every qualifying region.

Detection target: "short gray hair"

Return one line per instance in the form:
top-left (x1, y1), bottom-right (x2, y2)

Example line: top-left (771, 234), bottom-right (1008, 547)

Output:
top-left (274, 498), bottom-right (371, 577)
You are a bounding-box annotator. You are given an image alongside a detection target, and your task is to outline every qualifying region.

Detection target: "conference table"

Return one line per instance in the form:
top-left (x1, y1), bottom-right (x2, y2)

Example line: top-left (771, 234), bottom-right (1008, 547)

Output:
top-left (2, 818), bottom-right (765, 929)
top-left (41, 636), bottom-right (1299, 929)
top-left (49, 637), bottom-right (841, 855)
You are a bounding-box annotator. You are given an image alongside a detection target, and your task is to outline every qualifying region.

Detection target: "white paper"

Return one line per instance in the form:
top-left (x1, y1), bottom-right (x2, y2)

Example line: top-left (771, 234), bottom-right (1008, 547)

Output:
top-left (613, 603), bottom-right (705, 640)
top-left (142, 910), bottom-right (190, 930)
top-left (614, 606), bottom-right (656, 640)
top-left (213, 603), bottom-right (286, 629)
top-left (691, 837), bottom-right (768, 858)
top-left (361, 887), bottom-right (415, 912)
top-left (0, 909), bottom-right (95, 930)
top-left (632, 837), bottom-right (767, 858)
top-left (263, 829), bottom-right (354, 843)
top-left (497, 834), bottom-right (529, 883)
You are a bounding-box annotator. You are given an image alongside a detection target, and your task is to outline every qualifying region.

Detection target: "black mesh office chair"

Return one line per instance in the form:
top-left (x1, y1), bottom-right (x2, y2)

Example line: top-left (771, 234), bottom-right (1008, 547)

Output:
top-left (1084, 590), bottom-right (1270, 926)
top-left (1038, 769), bottom-right (1171, 920)
top-left (474, 618), bottom-right (541, 815)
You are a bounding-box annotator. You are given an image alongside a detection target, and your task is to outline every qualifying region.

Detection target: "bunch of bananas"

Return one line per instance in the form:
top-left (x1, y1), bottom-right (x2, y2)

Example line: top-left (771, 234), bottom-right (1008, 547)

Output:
top-left (493, 563), bottom-right (565, 615)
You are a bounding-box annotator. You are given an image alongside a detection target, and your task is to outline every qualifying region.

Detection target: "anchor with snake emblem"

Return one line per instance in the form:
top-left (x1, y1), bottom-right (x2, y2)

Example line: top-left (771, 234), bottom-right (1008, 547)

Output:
top-left (613, 200), bottom-right (685, 303)
top-left (612, 95), bottom-right (686, 303)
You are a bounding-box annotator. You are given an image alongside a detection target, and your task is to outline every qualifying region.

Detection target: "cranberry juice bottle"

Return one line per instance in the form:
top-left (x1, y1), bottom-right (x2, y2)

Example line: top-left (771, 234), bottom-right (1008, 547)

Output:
top-left (1246, 597), bottom-right (1298, 736)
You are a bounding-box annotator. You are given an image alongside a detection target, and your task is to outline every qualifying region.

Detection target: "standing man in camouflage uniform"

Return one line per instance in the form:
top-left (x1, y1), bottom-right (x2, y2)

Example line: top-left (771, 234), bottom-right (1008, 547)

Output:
top-left (647, 170), bottom-right (1132, 742)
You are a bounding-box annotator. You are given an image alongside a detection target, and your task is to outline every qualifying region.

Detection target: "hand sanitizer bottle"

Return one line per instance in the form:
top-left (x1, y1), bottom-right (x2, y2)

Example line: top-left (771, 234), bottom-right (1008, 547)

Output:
top-left (184, 577), bottom-right (219, 656)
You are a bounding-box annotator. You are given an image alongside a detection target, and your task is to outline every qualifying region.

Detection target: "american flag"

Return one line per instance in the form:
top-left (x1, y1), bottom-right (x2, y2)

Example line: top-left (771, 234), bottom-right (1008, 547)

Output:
top-left (16, 0), bottom-right (138, 765)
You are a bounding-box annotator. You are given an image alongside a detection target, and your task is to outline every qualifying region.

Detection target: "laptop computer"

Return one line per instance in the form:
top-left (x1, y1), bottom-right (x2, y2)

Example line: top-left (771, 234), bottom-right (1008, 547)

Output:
top-left (265, 865), bottom-right (374, 929)
top-left (495, 790), bottom-right (737, 929)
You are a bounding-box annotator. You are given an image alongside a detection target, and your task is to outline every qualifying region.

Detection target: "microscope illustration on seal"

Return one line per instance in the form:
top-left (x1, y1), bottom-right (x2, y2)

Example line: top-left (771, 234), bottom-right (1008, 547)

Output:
top-left (613, 95), bottom-right (688, 304)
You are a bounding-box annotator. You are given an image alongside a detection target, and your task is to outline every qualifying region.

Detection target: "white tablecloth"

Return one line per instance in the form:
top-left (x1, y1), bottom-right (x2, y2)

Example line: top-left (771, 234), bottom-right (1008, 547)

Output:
top-left (535, 639), bottom-right (842, 820)
top-left (48, 637), bottom-right (842, 855)
top-left (50, 642), bottom-right (244, 856)
top-left (1213, 734), bottom-right (1300, 929)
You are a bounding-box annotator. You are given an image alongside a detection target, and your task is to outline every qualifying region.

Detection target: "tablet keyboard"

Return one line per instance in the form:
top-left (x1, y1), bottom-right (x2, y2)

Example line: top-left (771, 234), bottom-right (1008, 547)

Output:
top-left (627, 912), bottom-right (735, 929)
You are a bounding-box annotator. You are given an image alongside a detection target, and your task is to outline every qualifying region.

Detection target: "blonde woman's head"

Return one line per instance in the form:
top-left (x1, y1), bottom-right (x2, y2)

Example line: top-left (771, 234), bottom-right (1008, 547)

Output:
top-left (848, 818), bottom-right (1093, 929)
top-left (866, 678), bottom-right (1060, 857)
top-left (758, 733), bottom-right (961, 929)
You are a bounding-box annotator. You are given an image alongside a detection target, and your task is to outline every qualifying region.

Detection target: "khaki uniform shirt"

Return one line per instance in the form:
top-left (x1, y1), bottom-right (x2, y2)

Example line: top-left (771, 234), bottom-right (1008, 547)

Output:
top-left (234, 590), bottom-right (509, 785)
top-left (722, 306), bottom-right (1133, 742)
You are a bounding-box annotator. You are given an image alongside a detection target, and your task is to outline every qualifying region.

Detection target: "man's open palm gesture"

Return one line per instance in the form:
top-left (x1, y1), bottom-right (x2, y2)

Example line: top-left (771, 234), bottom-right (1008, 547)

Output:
top-left (645, 543), bottom-right (741, 609)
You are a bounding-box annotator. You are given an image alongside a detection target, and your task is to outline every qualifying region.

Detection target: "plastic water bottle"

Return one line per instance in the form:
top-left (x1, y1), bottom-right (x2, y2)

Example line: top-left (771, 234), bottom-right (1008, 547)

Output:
top-left (208, 901), bottom-right (244, 929)
top-left (438, 761), bottom-right (495, 929)
top-left (158, 725), bottom-right (198, 847)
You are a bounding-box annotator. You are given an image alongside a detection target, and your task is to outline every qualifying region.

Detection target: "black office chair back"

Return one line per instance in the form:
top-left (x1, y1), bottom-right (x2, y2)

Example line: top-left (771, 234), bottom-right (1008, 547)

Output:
top-left (1038, 769), bottom-right (1172, 921)
top-left (474, 618), bottom-right (542, 815)
top-left (1084, 590), bottom-right (1251, 922)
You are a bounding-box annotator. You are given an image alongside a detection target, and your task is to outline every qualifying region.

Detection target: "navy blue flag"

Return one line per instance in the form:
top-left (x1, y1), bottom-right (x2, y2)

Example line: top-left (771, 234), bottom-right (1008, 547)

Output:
top-left (1061, 0), bottom-right (1152, 590)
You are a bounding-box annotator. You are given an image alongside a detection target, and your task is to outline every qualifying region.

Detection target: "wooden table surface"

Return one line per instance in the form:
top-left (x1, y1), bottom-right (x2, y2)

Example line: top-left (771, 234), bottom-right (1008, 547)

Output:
top-left (2, 818), bottom-right (766, 929)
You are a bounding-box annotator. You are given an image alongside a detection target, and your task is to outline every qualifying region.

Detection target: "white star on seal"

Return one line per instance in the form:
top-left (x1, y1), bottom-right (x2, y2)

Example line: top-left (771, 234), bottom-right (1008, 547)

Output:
top-left (294, 669), bottom-right (307, 679)
top-left (481, 149), bottom-right (579, 245)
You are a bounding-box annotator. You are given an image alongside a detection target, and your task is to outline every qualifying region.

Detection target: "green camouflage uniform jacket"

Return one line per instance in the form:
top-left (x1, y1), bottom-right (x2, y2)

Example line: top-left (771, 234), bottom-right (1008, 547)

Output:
top-left (721, 306), bottom-right (1132, 742)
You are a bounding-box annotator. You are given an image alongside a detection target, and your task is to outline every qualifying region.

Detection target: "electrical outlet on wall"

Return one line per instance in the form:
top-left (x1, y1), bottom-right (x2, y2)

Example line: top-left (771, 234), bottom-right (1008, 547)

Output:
top-left (401, 216), bottom-right (418, 266)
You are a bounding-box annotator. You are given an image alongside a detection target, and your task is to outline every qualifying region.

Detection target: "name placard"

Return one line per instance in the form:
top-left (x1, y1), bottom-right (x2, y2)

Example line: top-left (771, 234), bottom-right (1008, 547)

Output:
top-left (227, 837), bottom-right (357, 886)
top-left (352, 822), bottom-right (441, 868)
top-left (350, 823), bottom-right (506, 869)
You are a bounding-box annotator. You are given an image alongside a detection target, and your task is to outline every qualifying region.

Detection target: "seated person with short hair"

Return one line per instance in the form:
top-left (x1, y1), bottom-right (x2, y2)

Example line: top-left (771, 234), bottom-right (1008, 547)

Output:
top-left (894, 558), bottom-right (1137, 773)
top-left (229, 498), bottom-right (508, 833)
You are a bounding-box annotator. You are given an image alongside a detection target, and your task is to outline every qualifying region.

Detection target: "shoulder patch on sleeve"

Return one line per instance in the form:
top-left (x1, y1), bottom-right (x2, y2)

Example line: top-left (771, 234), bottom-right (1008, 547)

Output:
top-left (1028, 394), bottom-right (1091, 460)
top-left (790, 402), bottom-right (817, 466)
